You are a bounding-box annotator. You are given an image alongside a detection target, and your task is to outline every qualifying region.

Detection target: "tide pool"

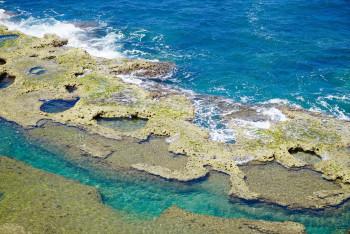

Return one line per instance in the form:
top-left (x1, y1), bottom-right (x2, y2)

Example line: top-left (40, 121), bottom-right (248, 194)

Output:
top-left (0, 118), bottom-right (349, 233)
top-left (0, 0), bottom-right (350, 233)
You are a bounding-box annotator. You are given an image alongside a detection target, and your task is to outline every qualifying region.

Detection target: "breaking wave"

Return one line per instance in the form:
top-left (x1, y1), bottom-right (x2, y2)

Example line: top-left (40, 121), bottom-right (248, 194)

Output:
top-left (0, 8), bottom-right (123, 59)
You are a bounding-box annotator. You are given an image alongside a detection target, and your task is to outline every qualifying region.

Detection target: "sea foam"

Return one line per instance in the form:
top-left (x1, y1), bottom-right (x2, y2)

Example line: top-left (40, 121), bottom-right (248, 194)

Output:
top-left (0, 9), bottom-right (123, 59)
top-left (257, 107), bottom-right (287, 122)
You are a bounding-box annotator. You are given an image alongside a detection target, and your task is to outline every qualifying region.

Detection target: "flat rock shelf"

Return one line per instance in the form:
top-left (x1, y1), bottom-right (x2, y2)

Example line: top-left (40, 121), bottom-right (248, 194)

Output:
top-left (0, 24), bottom-right (349, 234)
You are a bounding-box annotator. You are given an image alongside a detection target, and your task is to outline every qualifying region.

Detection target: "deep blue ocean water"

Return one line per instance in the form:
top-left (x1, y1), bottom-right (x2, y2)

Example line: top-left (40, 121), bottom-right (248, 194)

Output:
top-left (1, 0), bottom-right (350, 119)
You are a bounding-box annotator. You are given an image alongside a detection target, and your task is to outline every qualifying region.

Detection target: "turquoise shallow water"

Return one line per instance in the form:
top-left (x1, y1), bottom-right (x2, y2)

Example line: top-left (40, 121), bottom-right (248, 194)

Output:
top-left (0, 118), bottom-right (350, 233)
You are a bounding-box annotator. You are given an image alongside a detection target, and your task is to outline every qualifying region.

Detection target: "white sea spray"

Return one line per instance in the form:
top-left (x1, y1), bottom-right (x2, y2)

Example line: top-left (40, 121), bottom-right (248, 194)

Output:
top-left (257, 107), bottom-right (287, 122)
top-left (0, 8), bottom-right (123, 59)
top-left (233, 155), bottom-right (255, 165)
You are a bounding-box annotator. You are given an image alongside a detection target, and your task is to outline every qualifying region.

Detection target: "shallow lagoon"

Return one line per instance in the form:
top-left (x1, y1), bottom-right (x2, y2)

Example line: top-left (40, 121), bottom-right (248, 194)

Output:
top-left (0, 118), bottom-right (349, 233)
top-left (96, 116), bottom-right (148, 132)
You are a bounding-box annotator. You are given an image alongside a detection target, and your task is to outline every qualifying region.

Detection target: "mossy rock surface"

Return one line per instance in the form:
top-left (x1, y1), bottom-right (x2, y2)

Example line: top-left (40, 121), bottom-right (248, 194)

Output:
top-left (0, 25), bottom-right (350, 209)
top-left (0, 156), bottom-right (306, 234)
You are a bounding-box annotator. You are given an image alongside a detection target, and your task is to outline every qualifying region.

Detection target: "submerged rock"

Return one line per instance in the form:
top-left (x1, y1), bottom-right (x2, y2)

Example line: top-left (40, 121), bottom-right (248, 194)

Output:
top-left (28, 120), bottom-right (116, 159)
top-left (0, 156), bottom-right (306, 234)
top-left (153, 206), bottom-right (305, 234)
top-left (240, 162), bottom-right (350, 209)
top-left (95, 116), bottom-right (148, 132)
top-left (289, 147), bottom-right (322, 165)
top-left (27, 121), bottom-right (188, 170)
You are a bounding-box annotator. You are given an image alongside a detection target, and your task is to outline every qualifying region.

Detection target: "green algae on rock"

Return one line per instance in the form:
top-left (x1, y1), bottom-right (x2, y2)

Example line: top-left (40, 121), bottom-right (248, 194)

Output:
top-left (0, 156), bottom-right (135, 233)
top-left (240, 162), bottom-right (347, 209)
top-left (95, 116), bottom-right (148, 132)
top-left (26, 120), bottom-right (189, 170)
top-left (0, 156), bottom-right (306, 234)
top-left (0, 223), bottom-right (27, 234)
top-left (0, 24), bottom-right (349, 210)
top-left (153, 206), bottom-right (305, 234)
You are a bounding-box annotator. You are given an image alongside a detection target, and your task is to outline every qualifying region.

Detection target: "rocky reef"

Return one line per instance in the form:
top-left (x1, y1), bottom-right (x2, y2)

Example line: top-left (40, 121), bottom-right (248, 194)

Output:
top-left (0, 156), bottom-right (306, 233)
top-left (0, 24), bottom-right (349, 213)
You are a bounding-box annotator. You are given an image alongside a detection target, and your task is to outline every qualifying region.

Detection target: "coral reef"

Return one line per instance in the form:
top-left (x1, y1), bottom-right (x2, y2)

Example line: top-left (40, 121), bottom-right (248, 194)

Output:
top-left (0, 25), bottom-right (349, 210)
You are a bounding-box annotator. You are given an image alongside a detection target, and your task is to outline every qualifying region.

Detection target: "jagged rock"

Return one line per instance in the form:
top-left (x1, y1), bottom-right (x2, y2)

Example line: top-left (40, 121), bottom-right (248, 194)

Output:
top-left (110, 59), bottom-right (175, 80)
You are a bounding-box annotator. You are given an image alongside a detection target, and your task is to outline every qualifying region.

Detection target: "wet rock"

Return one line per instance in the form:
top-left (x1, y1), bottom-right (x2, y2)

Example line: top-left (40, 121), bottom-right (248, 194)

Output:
top-left (132, 163), bottom-right (207, 182)
top-left (27, 121), bottom-right (115, 159)
top-left (110, 59), bottom-right (175, 80)
top-left (229, 107), bottom-right (350, 184)
top-left (153, 206), bottom-right (306, 234)
top-left (108, 136), bottom-right (189, 171)
top-left (0, 26), bottom-right (349, 211)
top-left (32, 34), bottom-right (68, 48)
top-left (288, 147), bottom-right (322, 165)
top-left (0, 156), bottom-right (306, 234)
top-left (95, 116), bottom-right (148, 132)
top-left (239, 162), bottom-right (350, 209)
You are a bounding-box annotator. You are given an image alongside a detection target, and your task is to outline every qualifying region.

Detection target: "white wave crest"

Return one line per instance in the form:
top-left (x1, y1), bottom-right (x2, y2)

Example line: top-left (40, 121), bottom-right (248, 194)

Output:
top-left (0, 9), bottom-right (123, 59)
top-left (316, 96), bottom-right (350, 121)
top-left (257, 107), bottom-right (287, 122)
top-left (262, 98), bottom-right (290, 105)
top-left (209, 128), bottom-right (235, 144)
top-left (192, 97), bottom-right (236, 144)
top-left (233, 155), bottom-right (255, 165)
